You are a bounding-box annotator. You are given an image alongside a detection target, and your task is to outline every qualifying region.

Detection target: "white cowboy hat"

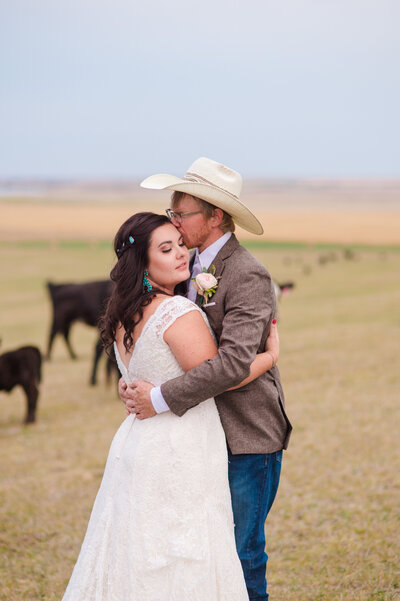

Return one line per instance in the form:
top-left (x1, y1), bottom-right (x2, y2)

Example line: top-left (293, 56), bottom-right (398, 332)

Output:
top-left (140, 157), bottom-right (264, 235)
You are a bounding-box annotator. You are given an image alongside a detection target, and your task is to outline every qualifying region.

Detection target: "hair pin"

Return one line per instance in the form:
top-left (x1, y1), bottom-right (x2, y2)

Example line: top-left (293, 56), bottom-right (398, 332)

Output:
top-left (117, 235), bottom-right (135, 258)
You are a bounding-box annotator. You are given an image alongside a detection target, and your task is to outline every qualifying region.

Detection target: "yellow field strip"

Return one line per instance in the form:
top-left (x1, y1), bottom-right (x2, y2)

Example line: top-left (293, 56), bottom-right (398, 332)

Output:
top-left (1, 202), bottom-right (400, 245)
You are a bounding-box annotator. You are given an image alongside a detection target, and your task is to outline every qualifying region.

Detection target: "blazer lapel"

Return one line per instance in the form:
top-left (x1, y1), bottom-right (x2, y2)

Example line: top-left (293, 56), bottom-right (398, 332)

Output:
top-left (196, 234), bottom-right (240, 308)
top-left (211, 233), bottom-right (239, 279)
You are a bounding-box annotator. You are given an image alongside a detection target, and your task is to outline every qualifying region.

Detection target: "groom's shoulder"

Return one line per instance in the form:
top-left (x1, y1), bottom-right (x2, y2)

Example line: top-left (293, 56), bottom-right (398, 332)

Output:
top-left (228, 241), bottom-right (271, 279)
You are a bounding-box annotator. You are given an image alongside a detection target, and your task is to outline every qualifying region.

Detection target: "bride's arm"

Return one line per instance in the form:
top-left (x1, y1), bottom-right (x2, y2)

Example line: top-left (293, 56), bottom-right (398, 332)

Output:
top-left (163, 310), bottom-right (218, 370)
top-left (165, 312), bottom-right (279, 389)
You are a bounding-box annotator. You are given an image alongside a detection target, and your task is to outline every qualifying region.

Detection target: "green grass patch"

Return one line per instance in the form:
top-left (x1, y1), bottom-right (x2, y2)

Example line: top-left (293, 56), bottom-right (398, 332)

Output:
top-left (242, 239), bottom-right (400, 252)
top-left (1, 238), bottom-right (400, 253)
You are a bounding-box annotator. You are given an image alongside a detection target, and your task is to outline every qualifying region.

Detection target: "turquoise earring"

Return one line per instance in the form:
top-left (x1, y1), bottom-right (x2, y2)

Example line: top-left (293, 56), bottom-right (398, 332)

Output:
top-left (143, 270), bottom-right (152, 293)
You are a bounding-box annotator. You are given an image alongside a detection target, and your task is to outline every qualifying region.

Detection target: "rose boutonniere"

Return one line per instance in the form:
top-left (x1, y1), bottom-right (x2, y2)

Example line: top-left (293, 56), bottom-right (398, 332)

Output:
top-left (192, 264), bottom-right (221, 307)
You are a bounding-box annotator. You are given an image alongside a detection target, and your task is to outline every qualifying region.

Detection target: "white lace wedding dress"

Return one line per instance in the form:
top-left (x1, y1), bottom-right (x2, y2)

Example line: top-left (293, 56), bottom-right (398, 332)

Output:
top-left (62, 295), bottom-right (248, 601)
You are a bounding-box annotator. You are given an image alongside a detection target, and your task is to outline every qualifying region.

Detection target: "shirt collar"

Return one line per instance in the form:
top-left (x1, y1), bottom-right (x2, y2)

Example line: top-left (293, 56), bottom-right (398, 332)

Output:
top-left (196, 232), bottom-right (232, 270)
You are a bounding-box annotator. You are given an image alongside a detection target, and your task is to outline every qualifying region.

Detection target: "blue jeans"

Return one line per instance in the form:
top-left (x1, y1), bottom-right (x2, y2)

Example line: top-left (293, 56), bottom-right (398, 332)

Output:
top-left (228, 449), bottom-right (283, 601)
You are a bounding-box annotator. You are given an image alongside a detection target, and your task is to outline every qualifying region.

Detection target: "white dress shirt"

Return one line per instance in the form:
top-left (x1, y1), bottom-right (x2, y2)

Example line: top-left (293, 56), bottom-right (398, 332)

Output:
top-left (151, 232), bottom-right (232, 413)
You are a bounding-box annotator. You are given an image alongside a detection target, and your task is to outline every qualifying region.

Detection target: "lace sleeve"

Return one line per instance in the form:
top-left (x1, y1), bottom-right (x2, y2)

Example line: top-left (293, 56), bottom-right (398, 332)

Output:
top-left (154, 296), bottom-right (202, 339)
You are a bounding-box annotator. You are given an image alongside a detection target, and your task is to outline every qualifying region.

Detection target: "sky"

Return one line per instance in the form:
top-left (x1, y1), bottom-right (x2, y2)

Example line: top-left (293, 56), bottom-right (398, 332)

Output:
top-left (1, 0), bottom-right (399, 179)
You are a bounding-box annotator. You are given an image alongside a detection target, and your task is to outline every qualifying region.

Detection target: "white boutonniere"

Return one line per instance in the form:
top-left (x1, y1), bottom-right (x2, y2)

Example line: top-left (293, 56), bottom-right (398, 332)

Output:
top-left (192, 264), bottom-right (221, 307)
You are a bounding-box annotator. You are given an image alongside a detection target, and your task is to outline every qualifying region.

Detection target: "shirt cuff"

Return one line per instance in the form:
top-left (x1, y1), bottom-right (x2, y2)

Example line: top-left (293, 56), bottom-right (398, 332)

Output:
top-left (150, 386), bottom-right (170, 414)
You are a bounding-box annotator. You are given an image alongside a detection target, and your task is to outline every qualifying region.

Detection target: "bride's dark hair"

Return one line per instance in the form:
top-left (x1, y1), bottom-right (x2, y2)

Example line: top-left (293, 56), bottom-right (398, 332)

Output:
top-left (100, 212), bottom-right (187, 356)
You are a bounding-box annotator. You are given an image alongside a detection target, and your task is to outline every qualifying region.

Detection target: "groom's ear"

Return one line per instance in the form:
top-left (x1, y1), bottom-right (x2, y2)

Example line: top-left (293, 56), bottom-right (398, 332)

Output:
top-left (210, 207), bottom-right (224, 228)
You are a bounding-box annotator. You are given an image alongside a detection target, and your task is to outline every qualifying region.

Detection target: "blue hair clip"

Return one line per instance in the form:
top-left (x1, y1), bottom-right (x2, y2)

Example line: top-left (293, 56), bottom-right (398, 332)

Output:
top-left (117, 235), bottom-right (135, 258)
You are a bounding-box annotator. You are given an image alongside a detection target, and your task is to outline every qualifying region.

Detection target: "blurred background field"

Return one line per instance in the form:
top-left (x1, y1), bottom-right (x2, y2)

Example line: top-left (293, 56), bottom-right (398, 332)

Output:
top-left (1, 190), bottom-right (399, 600)
top-left (2, 180), bottom-right (400, 245)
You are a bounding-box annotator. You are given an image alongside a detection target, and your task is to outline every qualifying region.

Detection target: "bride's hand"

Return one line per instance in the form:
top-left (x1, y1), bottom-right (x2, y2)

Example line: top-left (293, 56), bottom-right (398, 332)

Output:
top-left (265, 318), bottom-right (279, 366)
top-left (119, 377), bottom-right (132, 415)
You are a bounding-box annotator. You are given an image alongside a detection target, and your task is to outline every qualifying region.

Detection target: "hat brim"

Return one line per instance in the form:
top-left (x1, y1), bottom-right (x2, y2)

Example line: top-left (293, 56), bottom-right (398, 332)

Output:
top-left (140, 174), bottom-right (264, 235)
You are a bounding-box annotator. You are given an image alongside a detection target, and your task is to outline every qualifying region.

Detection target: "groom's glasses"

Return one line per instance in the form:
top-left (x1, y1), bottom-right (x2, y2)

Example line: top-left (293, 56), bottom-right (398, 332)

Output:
top-left (165, 209), bottom-right (202, 225)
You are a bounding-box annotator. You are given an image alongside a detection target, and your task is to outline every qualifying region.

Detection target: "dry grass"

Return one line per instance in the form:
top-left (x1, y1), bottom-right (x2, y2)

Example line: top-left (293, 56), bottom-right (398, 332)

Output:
top-left (0, 209), bottom-right (400, 599)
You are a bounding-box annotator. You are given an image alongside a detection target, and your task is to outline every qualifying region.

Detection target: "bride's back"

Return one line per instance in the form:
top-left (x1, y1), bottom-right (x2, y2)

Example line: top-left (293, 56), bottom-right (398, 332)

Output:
top-left (114, 294), bottom-right (171, 374)
top-left (114, 295), bottom-right (209, 387)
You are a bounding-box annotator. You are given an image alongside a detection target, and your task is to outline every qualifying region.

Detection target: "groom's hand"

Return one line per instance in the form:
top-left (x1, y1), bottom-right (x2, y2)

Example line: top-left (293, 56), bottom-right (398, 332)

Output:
top-left (127, 380), bottom-right (156, 420)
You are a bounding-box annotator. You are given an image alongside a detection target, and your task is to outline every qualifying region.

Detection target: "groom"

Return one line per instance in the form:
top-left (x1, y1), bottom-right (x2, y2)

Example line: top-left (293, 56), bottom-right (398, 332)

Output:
top-left (120, 157), bottom-right (292, 601)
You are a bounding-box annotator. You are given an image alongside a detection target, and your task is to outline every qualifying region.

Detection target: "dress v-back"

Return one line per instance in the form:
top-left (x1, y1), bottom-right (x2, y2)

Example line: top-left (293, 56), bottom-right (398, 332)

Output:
top-left (62, 295), bottom-right (248, 601)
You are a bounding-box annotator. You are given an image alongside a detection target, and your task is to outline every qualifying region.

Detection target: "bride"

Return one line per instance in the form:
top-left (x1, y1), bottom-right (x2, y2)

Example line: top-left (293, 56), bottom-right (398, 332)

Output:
top-left (61, 212), bottom-right (279, 601)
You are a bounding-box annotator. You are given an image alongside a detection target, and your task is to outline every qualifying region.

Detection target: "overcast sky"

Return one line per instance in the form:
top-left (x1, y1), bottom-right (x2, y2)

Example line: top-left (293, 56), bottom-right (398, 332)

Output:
top-left (1, 0), bottom-right (399, 179)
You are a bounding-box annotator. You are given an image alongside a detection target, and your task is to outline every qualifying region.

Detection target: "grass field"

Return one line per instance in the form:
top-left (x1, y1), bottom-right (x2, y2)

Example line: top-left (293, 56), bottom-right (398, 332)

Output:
top-left (1, 197), bottom-right (400, 599)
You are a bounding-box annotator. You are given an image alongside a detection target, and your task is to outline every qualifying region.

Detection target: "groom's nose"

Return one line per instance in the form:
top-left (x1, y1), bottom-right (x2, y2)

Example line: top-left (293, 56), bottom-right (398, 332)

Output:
top-left (176, 227), bottom-right (187, 243)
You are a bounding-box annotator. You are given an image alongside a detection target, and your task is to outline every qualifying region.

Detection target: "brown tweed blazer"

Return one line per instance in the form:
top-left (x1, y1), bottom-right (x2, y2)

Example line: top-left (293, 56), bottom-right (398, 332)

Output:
top-left (161, 234), bottom-right (292, 454)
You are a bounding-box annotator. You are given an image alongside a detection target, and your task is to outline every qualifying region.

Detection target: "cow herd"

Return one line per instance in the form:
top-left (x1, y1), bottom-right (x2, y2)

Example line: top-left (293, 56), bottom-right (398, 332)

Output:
top-left (0, 280), bottom-right (117, 424)
top-left (1, 278), bottom-right (294, 425)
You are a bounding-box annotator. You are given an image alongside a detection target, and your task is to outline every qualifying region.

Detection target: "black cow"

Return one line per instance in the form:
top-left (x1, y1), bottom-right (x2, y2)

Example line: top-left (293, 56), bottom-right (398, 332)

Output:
top-left (91, 336), bottom-right (119, 387)
top-left (46, 280), bottom-right (116, 385)
top-left (273, 280), bottom-right (295, 301)
top-left (0, 345), bottom-right (42, 423)
top-left (46, 280), bottom-right (112, 360)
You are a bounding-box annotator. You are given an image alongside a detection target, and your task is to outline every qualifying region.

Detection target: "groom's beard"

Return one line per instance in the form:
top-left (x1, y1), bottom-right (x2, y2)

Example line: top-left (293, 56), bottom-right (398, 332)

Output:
top-left (177, 226), bottom-right (210, 253)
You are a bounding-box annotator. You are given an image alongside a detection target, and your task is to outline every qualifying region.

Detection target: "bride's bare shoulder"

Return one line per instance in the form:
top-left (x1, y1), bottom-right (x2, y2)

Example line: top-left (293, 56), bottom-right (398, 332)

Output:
top-left (142, 294), bottom-right (173, 317)
top-left (116, 295), bottom-right (169, 338)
